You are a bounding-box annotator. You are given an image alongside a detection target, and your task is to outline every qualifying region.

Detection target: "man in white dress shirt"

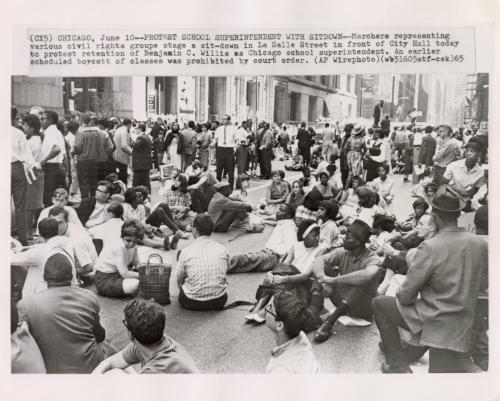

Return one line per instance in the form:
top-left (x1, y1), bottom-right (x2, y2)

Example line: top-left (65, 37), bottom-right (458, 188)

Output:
top-left (214, 114), bottom-right (238, 190)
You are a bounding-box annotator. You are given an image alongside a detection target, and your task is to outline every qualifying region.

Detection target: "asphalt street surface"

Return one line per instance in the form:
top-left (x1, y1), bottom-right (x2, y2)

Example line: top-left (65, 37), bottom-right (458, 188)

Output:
top-left (95, 160), bottom-right (419, 373)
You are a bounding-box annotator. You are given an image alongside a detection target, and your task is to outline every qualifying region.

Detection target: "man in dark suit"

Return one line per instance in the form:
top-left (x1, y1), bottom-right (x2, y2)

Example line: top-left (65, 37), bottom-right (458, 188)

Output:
top-left (373, 100), bottom-right (384, 127)
top-left (296, 122), bottom-right (313, 166)
top-left (418, 126), bottom-right (437, 168)
top-left (131, 123), bottom-right (153, 192)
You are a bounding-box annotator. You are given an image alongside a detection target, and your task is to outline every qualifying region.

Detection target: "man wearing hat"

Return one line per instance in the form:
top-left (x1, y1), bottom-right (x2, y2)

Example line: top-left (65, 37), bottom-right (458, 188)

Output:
top-left (207, 181), bottom-right (254, 233)
top-left (17, 253), bottom-right (115, 373)
top-left (372, 193), bottom-right (487, 373)
top-left (311, 219), bottom-right (382, 343)
top-left (441, 138), bottom-right (484, 205)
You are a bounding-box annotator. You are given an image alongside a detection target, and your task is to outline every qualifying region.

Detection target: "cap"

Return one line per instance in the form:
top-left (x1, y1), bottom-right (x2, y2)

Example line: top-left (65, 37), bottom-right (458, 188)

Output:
top-left (349, 219), bottom-right (372, 243)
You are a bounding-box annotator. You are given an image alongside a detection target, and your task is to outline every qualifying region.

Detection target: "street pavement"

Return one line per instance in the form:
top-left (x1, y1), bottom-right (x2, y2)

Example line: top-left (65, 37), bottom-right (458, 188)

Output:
top-left (95, 161), bottom-right (419, 373)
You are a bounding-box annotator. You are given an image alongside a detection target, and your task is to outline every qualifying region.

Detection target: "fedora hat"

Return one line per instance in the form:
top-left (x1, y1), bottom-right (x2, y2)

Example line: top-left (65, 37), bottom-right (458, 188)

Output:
top-left (352, 123), bottom-right (365, 136)
top-left (428, 192), bottom-right (466, 212)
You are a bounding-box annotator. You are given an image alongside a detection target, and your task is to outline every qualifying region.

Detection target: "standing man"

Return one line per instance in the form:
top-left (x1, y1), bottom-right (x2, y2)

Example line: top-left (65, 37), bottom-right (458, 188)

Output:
top-left (432, 125), bottom-right (461, 184)
top-left (373, 100), bottom-right (384, 127)
top-left (214, 114), bottom-right (237, 189)
top-left (418, 126), bottom-right (437, 168)
top-left (321, 123), bottom-right (336, 163)
top-left (11, 106), bottom-right (30, 245)
top-left (40, 110), bottom-right (67, 207)
top-left (372, 193), bottom-right (487, 373)
top-left (73, 113), bottom-right (112, 200)
top-left (297, 122), bottom-right (313, 166)
top-left (259, 123), bottom-right (274, 179)
top-left (131, 123), bottom-right (153, 192)
top-left (380, 115), bottom-right (391, 136)
top-left (113, 118), bottom-right (133, 186)
top-left (181, 120), bottom-right (197, 171)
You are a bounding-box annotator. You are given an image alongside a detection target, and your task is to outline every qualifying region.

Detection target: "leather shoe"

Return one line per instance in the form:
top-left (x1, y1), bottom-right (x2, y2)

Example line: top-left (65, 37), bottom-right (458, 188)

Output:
top-left (313, 324), bottom-right (332, 343)
top-left (381, 362), bottom-right (412, 374)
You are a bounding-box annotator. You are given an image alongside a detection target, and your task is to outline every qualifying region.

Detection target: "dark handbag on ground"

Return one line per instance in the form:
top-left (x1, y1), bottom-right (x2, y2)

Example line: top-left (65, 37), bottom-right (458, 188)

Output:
top-left (137, 254), bottom-right (172, 305)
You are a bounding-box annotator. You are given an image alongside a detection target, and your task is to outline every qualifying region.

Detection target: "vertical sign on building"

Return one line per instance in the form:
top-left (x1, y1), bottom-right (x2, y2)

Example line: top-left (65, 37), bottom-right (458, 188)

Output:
top-left (178, 76), bottom-right (196, 123)
top-left (147, 90), bottom-right (156, 116)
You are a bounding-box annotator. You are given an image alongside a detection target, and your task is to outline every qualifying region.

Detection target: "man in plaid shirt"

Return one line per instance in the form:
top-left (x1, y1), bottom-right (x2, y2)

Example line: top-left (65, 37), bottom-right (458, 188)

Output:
top-left (176, 214), bottom-right (230, 311)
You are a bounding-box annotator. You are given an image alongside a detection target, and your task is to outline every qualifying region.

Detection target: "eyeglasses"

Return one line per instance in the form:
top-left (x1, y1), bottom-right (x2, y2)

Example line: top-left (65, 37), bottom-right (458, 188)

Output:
top-left (264, 303), bottom-right (277, 319)
top-left (96, 188), bottom-right (107, 194)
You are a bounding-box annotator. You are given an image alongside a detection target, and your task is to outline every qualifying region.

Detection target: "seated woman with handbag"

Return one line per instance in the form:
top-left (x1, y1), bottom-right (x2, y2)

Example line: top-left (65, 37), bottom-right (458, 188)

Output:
top-left (94, 219), bottom-right (143, 298)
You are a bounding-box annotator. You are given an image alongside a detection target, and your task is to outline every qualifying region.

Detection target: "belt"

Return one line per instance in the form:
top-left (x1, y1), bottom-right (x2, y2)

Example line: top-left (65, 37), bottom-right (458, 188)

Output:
top-left (44, 163), bottom-right (63, 166)
top-left (217, 146), bottom-right (234, 150)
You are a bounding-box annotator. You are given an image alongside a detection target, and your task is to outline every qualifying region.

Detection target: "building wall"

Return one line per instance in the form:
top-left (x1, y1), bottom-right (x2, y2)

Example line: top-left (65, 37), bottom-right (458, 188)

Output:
top-left (11, 76), bottom-right (64, 114)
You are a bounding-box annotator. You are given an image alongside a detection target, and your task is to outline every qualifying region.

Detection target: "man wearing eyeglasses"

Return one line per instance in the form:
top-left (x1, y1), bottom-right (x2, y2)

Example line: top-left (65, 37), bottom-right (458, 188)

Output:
top-left (265, 291), bottom-right (319, 374)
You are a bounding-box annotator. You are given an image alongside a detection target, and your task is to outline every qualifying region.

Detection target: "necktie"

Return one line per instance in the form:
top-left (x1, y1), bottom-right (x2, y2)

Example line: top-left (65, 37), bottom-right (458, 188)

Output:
top-left (223, 127), bottom-right (227, 146)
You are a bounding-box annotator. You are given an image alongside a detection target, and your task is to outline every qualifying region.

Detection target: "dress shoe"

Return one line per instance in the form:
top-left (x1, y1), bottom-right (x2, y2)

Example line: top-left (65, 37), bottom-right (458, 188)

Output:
top-left (381, 362), bottom-right (412, 374)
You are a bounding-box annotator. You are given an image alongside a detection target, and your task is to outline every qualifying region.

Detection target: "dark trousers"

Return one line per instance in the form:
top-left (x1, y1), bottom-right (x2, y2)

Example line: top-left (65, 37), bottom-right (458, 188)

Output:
top-left (373, 295), bottom-right (478, 372)
top-left (115, 161), bottom-right (128, 186)
top-left (216, 147), bottom-right (235, 189)
top-left (178, 288), bottom-right (227, 311)
top-left (132, 170), bottom-right (151, 193)
top-left (299, 146), bottom-right (311, 166)
top-left (11, 162), bottom-right (28, 244)
top-left (42, 163), bottom-right (67, 207)
top-left (77, 159), bottom-right (98, 200)
top-left (190, 189), bottom-right (214, 213)
top-left (182, 154), bottom-right (194, 171)
top-left (214, 211), bottom-right (246, 232)
top-left (259, 149), bottom-right (273, 179)
top-left (146, 203), bottom-right (179, 233)
top-left (97, 157), bottom-right (116, 181)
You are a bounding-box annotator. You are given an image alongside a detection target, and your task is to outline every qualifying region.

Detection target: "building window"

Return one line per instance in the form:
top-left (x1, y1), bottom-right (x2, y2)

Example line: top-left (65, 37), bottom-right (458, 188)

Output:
top-left (347, 75), bottom-right (352, 92)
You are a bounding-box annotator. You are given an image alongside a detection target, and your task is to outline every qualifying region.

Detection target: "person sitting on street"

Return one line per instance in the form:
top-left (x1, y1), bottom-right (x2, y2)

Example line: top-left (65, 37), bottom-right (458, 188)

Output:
top-left (294, 189), bottom-right (322, 227)
top-left (265, 291), bottom-right (320, 374)
top-left (11, 217), bottom-right (79, 297)
top-left (312, 219), bottom-right (382, 343)
top-left (94, 219), bottom-right (143, 298)
top-left (318, 199), bottom-right (342, 251)
top-left (245, 220), bottom-right (326, 325)
top-left (17, 253), bottom-right (116, 373)
top-left (229, 204), bottom-right (297, 274)
top-left (299, 166), bottom-right (317, 193)
top-left (186, 162), bottom-right (218, 212)
top-left (371, 164), bottom-right (395, 214)
top-left (285, 180), bottom-right (306, 212)
top-left (176, 214), bottom-right (230, 311)
top-left (77, 180), bottom-right (113, 228)
top-left (285, 148), bottom-right (304, 171)
top-left (48, 206), bottom-right (97, 278)
top-left (92, 299), bottom-right (199, 374)
top-left (155, 173), bottom-right (194, 232)
top-left (37, 188), bottom-right (83, 232)
top-left (371, 193), bottom-right (487, 373)
top-left (208, 181), bottom-right (263, 233)
top-left (338, 175), bottom-right (364, 223)
top-left (314, 172), bottom-right (338, 200)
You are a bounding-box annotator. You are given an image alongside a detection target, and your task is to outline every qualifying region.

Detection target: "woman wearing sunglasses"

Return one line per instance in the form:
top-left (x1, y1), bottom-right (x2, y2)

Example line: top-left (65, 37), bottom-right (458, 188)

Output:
top-left (94, 219), bottom-right (144, 298)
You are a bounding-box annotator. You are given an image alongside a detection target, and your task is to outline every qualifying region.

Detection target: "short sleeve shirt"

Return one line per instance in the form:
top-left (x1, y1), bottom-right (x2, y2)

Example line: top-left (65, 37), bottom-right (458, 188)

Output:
top-left (41, 125), bottom-right (66, 164)
top-left (122, 336), bottom-right (199, 374)
top-left (95, 239), bottom-right (137, 274)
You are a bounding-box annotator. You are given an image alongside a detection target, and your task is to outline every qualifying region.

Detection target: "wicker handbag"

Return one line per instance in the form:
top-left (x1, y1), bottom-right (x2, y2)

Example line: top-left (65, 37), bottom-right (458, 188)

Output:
top-left (137, 254), bottom-right (171, 305)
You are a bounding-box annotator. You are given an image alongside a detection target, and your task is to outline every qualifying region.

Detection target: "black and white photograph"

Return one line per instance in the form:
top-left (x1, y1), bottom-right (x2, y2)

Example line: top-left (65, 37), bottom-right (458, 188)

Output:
top-left (10, 72), bottom-right (489, 374)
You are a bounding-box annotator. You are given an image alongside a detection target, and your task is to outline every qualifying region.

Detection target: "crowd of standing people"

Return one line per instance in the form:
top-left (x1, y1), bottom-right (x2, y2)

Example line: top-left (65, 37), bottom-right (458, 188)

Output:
top-left (11, 103), bottom-right (489, 374)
